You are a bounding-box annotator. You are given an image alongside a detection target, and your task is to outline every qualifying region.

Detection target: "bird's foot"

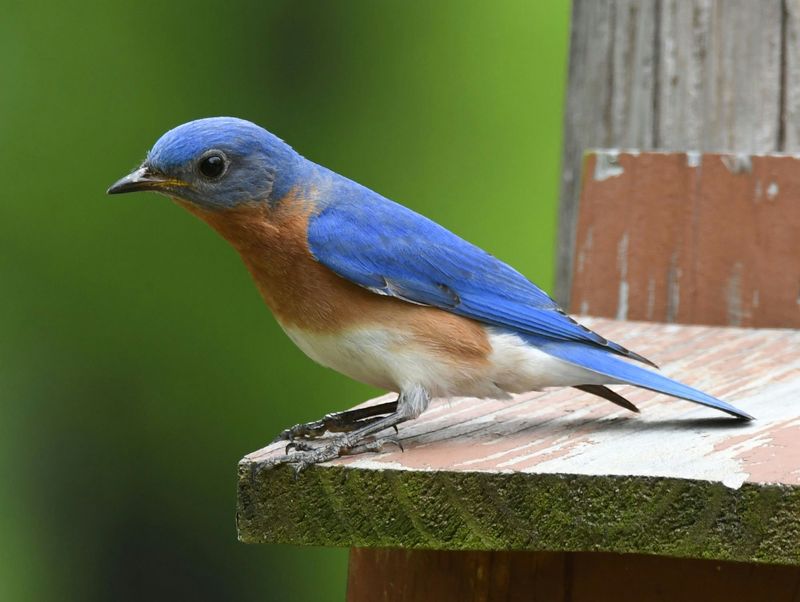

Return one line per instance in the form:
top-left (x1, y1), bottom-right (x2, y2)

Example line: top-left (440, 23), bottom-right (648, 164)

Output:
top-left (285, 434), bottom-right (403, 455)
top-left (270, 401), bottom-right (399, 443)
top-left (256, 434), bottom-right (402, 476)
top-left (271, 416), bottom-right (334, 443)
top-left (259, 393), bottom-right (418, 475)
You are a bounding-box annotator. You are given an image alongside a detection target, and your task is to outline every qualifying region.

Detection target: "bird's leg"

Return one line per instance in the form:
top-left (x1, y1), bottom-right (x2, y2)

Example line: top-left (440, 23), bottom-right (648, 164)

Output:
top-left (284, 413), bottom-right (402, 453)
top-left (286, 433), bottom-right (405, 453)
top-left (262, 410), bottom-right (410, 471)
top-left (258, 385), bottom-right (430, 473)
top-left (271, 400), bottom-right (399, 443)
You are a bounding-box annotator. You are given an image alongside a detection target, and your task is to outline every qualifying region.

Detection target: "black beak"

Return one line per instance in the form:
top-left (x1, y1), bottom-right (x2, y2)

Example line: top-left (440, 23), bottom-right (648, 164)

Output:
top-left (107, 166), bottom-right (182, 195)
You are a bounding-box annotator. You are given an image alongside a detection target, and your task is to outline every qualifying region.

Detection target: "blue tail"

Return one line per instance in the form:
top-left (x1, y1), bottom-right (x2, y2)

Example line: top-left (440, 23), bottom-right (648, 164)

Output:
top-left (530, 337), bottom-right (753, 420)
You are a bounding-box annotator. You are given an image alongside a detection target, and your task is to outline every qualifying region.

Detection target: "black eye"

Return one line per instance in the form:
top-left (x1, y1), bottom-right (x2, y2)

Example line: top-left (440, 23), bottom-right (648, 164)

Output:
top-left (198, 152), bottom-right (226, 179)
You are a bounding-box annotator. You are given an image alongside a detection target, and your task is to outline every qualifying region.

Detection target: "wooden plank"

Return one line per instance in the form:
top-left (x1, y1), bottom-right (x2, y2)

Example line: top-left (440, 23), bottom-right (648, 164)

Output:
top-left (238, 318), bottom-right (800, 565)
top-left (569, 151), bottom-right (800, 327)
top-left (785, 0), bottom-right (800, 150)
top-left (347, 549), bottom-right (800, 602)
top-left (347, 549), bottom-right (567, 602)
top-left (658, 0), bottom-right (783, 151)
top-left (557, 0), bottom-right (657, 305)
top-left (557, 0), bottom-right (786, 306)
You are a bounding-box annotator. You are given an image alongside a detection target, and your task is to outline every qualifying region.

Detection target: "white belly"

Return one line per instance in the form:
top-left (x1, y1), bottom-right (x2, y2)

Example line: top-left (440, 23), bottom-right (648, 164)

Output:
top-left (281, 323), bottom-right (609, 400)
top-left (282, 325), bottom-right (411, 391)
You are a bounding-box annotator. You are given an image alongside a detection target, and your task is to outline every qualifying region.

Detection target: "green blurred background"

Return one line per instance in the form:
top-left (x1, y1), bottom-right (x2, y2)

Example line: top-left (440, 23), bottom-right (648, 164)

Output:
top-left (1, 1), bottom-right (569, 600)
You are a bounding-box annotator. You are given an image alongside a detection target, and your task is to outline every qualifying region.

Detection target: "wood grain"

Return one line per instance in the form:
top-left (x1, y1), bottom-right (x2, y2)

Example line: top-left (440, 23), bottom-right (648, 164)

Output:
top-left (657, 0), bottom-right (783, 151)
top-left (556, 0), bottom-right (796, 306)
top-left (238, 318), bottom-right (800, 564)
top-left (570, 152), bottom-right (800, 327)
top-left (347, 549), bottom-right (800, 602)
top-left (785, 0), bottom-right (800, 150)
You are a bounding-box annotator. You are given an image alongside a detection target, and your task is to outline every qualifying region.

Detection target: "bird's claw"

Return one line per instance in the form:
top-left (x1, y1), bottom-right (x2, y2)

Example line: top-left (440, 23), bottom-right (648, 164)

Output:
top-left (271, 418), bottom-right (328, 444)
top-left (343, 436), bottom-right (403, 455)
top-left (255, 434), bottom-right (403, 476)
top-left (271, 412), bottom-right (369, 444)
top-left (284, 439), bottom-right (318, 453)
top-left (270, 402), bottom-right (401, 444)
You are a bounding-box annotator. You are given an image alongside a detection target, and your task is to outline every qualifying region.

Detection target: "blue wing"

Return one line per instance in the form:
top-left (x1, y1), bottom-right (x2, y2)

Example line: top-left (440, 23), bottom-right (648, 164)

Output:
top-left (307, 189), bottom-right (752, 421)
top-left (307, 190), bottom-right (649, 364)
top-left (528, 334), bottom-right (753, 419)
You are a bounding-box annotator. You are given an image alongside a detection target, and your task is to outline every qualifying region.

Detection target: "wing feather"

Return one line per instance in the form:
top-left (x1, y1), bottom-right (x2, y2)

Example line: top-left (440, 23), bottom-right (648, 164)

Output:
top-left (307, 195), bottom-right (651, 365)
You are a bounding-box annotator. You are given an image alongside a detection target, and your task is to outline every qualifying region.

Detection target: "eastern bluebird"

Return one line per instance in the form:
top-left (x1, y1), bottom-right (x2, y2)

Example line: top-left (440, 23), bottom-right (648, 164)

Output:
top-left (108, 117), bottom-right (752, 470)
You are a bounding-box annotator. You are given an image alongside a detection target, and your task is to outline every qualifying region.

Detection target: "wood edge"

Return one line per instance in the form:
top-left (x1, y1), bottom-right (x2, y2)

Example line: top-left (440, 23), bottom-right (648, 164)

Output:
top-left (236, 460), bottom-right (800, 566)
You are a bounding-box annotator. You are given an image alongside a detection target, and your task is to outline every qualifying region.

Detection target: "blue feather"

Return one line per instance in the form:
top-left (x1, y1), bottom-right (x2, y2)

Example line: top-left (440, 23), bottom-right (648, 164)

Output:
top-left (307, 180), bottom-right (650, 364)
top-left (530, 336), bottom-right (753, 419)
top-left (306, 176), bottom-right (752, 420)
top-left (122, 117), bottom-right (753, 420)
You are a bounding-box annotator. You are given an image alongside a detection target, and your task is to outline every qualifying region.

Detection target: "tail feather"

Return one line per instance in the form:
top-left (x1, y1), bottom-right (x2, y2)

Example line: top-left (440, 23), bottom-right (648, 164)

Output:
top-left (574, 384), bottom-right (640, 414)
top-left (557, 309), bottom-right (658, 368)
top-left (536, 339), bottom-right (753, 420)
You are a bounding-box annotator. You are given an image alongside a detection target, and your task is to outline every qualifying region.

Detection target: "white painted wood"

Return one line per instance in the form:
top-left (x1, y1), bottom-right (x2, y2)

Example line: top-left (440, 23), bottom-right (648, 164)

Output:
top-left (248, 318), bottom-right (800, 489)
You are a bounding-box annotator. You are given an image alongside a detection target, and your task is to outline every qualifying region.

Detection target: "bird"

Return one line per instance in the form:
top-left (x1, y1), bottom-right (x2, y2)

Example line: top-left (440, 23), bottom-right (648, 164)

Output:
top-left (108, 117), bottom-right (752, 471)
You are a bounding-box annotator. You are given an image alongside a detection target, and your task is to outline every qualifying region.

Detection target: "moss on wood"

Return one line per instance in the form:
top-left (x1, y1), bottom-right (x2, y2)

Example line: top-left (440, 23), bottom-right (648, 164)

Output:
top-left (237, 461), bottom-right (800, 565)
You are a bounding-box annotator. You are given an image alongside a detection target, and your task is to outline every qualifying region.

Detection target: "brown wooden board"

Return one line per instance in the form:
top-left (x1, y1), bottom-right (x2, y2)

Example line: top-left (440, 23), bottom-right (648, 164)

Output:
top-left (347, 549), bottom-right (800, 602)
top-left (570, 151), bottom-right (800, 328)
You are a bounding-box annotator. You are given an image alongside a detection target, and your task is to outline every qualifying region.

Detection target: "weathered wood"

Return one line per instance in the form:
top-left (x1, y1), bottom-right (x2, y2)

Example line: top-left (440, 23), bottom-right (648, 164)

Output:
top-left (658, 0), bottom-right (783, 151)
top-left (556, 0), bottom-right (794, 306)
top-left (238, 318), bottom-right (800, 565)
top-left (786, 0), bottom-right (800, 150)
top-left (570, 151), bottom-right (800, 326)
top-left (347, 549), bottom-right (800, 602)
top-left (557, 0), bottom-right (657, 305)
top-left (347, 549), bottom-right (568, 602)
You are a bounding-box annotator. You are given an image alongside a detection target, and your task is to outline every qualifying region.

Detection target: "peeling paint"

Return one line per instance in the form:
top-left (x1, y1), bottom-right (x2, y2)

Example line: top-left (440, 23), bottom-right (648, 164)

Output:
top-left (767, 181), bottom-right (779, 200)
top-left (721, 153), bottom-right (752, 174)
top-left (250, 319), bottom-right (800, 488)
top-left (686, 151), bottom-right (701, 168)
top-left (646, 277), bottom-right (656, 320)
top-left (617, 282), bottom-right (629, 321)
top-left (666, 252), bottom-right (681, 323)
top-left (577, 226), bottom-right (593, 275)
top-left (243, 308), bottom-right (800, 560)
top-left (580, 299), bottom-right (589, 315)
top-left (722, 474), bottom-right (747, 490)
top-left (752, 289), bottom-right (760, 309)
top-left (726, 262), bottom-right (744, 326)
top-left (594, 151), bottom-right (624, 181)
top-left (728, 417), bottom-right (800, 486)
top-left (616, 232), bottom-right (629, 320)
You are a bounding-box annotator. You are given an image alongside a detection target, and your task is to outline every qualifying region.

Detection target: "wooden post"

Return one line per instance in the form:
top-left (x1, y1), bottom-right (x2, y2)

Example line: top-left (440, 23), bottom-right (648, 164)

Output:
top-left (556, 0), bottom-right (797, 307)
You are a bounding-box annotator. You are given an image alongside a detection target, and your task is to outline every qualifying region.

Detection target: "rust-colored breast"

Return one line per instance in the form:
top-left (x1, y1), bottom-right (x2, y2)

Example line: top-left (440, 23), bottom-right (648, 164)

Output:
top-left (178, 194), bottom-right (492, 365)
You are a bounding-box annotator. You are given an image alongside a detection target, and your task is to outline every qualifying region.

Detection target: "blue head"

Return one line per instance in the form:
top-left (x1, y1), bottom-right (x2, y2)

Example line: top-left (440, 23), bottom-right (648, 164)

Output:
top-left (108, 117), bottom-right (303, 209)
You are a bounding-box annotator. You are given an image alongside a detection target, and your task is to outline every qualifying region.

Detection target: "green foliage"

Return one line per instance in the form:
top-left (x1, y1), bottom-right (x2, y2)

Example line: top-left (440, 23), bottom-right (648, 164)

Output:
top-left (0, 1), bottom-right (569, 599)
